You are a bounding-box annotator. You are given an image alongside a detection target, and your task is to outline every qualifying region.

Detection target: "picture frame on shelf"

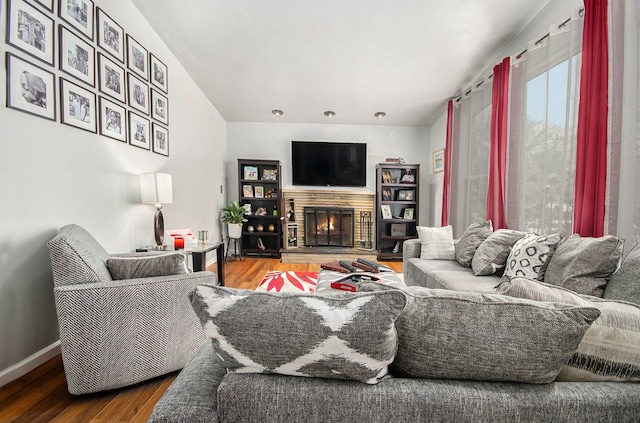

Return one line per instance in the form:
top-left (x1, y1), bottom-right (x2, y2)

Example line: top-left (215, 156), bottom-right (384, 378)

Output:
top-left (8, 0), bottom-right (56, 65)
top-left (96, 8), bottom-right (124, 62)
top-left (380, 204), bottom-right (392, 220)
top-left (243, 185), bottom-right (253, 198)
top-left (58, 0), bottom-right (94, 40)
top-left (152, 122), bottom-right (169, 156)
top-left (59, 26), bottom-right (95, 86)
top-left (60, 77), bottom-right (96, 133)
top-left (151, 89), bottom-right (168, 124)
top-left (254, 186), bottom-right (264, 198)
top-left (128, 73), bottom-right (149, 114)
top-left (262, 168), bottom-right (277, 180)
top-left (97, 53), bottom-right (125, 103)
top-left (6, 53), bottom-right (56, 121)
top-left (381, 188), bottom-right (392, 201)
top-left (403, 208), bottom-right (415, 220)
top-left (243, 203), bottom-right (252, 215)
top-left (128, 111), bottom-right (150, 150)
top-left (397, 189), bottom-right (414, 201)
top-left (34, 0), bottom-right (54, 12)
top-left (244, 166), bottom-right (258, 180)
top-left (381, 170), bottom-right (392, 184)
top-left (149, 53), bottom-right (168, 93)
top-left (98, 96), bottom-right (126, 142)
top-left (126, 35), bottom-right (148, 80)
top-left (433, 148), bottom-right (445, 173)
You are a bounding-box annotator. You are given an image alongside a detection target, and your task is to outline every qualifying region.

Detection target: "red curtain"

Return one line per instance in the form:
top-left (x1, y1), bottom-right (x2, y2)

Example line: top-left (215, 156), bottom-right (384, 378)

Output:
top-left (573, 0), bottom-right (609, 237)
top-left (486, 57), bottom-right (510, 230)
top-left (441, 100), bottom-right (453, 226)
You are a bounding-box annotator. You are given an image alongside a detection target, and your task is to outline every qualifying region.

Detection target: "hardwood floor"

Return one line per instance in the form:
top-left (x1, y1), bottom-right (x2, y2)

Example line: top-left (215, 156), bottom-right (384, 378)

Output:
top-left (0, 257), bottom-right (403, 422)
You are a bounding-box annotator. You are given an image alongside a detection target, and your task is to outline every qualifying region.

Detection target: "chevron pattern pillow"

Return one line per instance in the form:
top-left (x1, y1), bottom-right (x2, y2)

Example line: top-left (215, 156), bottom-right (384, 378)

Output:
top-left (189, 285), bottom-right (406, 384)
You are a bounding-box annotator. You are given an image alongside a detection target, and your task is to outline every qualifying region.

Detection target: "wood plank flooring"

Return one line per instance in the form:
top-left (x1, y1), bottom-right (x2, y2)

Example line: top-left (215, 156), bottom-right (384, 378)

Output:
top-left (0, 257), bottom-right (402, 422)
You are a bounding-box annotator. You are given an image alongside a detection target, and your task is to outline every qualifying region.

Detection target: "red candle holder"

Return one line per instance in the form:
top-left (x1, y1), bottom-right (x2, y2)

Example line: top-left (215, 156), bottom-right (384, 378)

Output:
top-left (174, 236), bottom-right (185, 250)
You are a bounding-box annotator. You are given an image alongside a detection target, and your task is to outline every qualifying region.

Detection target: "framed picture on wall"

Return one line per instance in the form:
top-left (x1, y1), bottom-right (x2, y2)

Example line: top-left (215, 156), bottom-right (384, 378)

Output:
top-left (97, 53), bottom-right (126, 103)
top-left (128, 73), bottom-right (149, 114)
top-left (149, 53), bottom-right (168, 93)
top-left (151, 89), bottom-right (168, 124)
top-left (60, 77), bottom-right (96, 133)
top-left (96, 8), bottom-right (124, 62)
top-left (433, 148), bottom-right (445, 173)
top-left (126, 35), bottom-right (148, 80)
top-left (33, 0), bottom-right (54, 12)
top-left (58, 0), bottom-right (94, 41)
top-left (7, 0), bottom-right (56, 65)
top-left (59, 25), bottom-right (95, 86)
top-left (152, 122), bottom-right (169, 156)
top-left (98, 96), bottom-right (126, 142)
top-left (6, 53), bottom-right (56, 121)
top-left (128, 111), bottom-right (150, 150)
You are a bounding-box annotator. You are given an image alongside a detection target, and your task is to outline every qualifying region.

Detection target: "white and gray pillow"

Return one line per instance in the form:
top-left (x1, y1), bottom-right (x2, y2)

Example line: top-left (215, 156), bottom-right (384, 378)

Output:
top-left (417, 225), bottom-right (455, 260)
top-left (106, 252), bottom-right (187, 280)
top-left (189, 285), bottom-right (407, 384)
top-left (498, 277), bottom-right (640, 382)
top-left (455, 220), bottom-right (493, 267)
top-left (502, 233), bottom-right (564, 281)
top-left (471, 229), bottom-right (526, 276)
top-left (604, 242), bottom-right (640, 305)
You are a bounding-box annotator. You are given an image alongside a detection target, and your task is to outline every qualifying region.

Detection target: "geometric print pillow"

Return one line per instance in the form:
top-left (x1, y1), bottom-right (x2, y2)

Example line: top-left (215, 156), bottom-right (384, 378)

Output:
top-left (189, 285), bottom-right (407, 384)
top-left (502, 233), bottom-right (564, 281)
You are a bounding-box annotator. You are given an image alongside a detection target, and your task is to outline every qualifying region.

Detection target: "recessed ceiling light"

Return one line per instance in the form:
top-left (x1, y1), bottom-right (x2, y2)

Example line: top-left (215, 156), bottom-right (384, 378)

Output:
top-left (272, 109), bottom-right (284, 116)
top-left (374, 112), bottom-right (386, 118)
top-left (324, 111), bottom-right (335, 117)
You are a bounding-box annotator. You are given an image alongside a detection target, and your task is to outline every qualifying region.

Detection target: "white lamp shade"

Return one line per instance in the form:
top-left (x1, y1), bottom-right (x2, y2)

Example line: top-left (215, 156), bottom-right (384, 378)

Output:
top-left (140, 173), bottom-right (173, 204)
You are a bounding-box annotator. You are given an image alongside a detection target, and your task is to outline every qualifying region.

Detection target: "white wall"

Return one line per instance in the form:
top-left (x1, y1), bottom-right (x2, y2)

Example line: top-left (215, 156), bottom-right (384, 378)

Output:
top-left (0, 0), bottom-right (227, 384)
top-left (226, 122), bottom-right (430, 224)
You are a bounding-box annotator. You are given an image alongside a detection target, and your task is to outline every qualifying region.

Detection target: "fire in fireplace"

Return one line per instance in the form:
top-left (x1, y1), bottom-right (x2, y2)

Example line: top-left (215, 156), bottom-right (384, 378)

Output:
top-left (304, 207), bottom-right (354, 247)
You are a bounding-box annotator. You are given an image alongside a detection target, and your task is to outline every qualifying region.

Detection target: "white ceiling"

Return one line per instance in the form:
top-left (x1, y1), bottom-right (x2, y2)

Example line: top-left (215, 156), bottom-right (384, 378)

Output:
top-left (131, 0), bottom-right (548, 127)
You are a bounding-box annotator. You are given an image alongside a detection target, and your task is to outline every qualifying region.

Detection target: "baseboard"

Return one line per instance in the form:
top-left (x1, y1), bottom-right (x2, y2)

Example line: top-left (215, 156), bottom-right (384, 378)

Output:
top-left (0, 341), bottom-right (61, 388)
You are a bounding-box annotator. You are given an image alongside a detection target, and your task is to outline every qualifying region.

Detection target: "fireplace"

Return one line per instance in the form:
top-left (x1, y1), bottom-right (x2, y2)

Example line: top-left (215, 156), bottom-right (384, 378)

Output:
top-left (304, 207), bottom-right (354, 247)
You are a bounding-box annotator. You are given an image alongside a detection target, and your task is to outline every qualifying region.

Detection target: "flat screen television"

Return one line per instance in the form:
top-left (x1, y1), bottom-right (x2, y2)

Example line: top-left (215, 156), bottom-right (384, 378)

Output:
top-left (291, 141), bottom-right (367, 187)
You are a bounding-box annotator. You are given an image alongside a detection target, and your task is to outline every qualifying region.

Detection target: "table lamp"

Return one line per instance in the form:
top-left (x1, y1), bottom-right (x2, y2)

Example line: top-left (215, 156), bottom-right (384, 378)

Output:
top-left (140, 172), bottom-right (173, 246)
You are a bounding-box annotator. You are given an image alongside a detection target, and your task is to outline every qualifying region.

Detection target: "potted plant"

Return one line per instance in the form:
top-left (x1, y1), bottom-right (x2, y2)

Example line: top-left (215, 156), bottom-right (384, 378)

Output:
top-left (220, 200), bottom-right (247, 239)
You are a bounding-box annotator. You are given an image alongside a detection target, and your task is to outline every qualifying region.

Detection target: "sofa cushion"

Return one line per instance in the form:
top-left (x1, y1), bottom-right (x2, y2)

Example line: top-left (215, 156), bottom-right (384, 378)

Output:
top-left (189, 285), bottom-right (406, 384)
top-left (544, 234), bottom-right (624, 297)
top-left (471, 229), bottom-right (526, 276)
top-left (389, 286), bottom-right (599, 384)
top-left (106, 252), bottom-right (188, 280)
top-left (604, 242), bottom-right (640, 305)
top-left (502, 233), bottom-right (564, 281)
top-left (455, 220), bottom-right (493, 267)
top-left (498, 277), bottom-right (640, 382)
top-left (417, 225), bottom-right (455, 260)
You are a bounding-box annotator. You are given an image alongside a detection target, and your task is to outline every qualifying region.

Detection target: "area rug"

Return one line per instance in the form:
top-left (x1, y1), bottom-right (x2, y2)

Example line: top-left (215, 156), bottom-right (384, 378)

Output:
top-left (256, 271), bottom-right (318, 293)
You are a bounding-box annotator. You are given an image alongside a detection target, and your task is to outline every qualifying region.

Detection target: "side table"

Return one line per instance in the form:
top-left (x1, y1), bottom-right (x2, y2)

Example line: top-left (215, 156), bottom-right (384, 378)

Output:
top-left (136, 241), bottom-right (225, 285)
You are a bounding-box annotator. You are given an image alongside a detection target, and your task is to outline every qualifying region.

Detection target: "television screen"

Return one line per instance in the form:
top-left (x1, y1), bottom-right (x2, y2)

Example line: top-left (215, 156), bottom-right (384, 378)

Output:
top-left (291, 141), bottom-right (367, 187)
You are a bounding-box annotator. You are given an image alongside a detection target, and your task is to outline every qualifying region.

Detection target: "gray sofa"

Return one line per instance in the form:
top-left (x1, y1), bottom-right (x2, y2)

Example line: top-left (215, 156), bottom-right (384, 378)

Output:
top-left (150, 237), bottom-right (640, 423)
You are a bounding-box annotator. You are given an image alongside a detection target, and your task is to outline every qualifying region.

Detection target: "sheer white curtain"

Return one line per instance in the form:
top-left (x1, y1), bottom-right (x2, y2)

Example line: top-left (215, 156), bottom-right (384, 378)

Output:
top-left (450, 79), bottom-right (493, 238)
top-left (505, 9), bottom-right (583, 237)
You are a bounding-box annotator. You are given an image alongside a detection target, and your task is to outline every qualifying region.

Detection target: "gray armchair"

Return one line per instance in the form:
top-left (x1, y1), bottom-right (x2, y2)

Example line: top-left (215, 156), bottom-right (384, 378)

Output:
top-left (47, 224), bottom-right (212, 395)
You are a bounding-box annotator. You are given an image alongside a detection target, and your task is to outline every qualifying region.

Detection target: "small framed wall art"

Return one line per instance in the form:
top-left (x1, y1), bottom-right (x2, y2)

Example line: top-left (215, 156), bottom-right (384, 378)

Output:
top-left (149, 53), bottom-right (168, 93)
top-left (33, 0), bottom-right (54, 12)
top-left (98, 96), bottom-right (127, 142)
top-left (152, 123), bottom-right (169, 156)
top-left (151, 89), bottom-right (168, 125)
top-left (58, 0), bottom-right (94, 41)
top-left (6, 52), bottom-right (56, 121)
top-left (128, 73), bottom-right (149, 114)
top-left (59, 26), bottom-right (95, 86)
top-left (433, 148), bottom-right (445, 173)
top-left (97, 53), bottom-right (126, 103)
top-left (7, 0), bottom-right (56, 65)
top-left (127, 35), bottom-right (148, 80)
top-left (128, 111), bottom-right (150, 150)
top-left (96, 8), bottom-right (124, 62)
top-left (60, 77), bottom-right (97, 133)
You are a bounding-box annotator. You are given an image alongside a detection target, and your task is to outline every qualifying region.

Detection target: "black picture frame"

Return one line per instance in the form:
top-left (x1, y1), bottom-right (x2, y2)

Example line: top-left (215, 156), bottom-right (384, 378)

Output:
top-left (397, 189), bottom-right (414, 201)
top-left (97, 52), bottom-right (126, 103)
top-left (7, 0), bottom-right (56, 65)
top-left (58, 0), bottom-right (94, 41)
top-left (128, 110), bottom-right (150, 150)
top-left (149, 53), bottom-right (167, 93)
top-left (127, 73), bottom-right (149, 114)
top-left (98, 96), bottom-right (127, 142)
top-left (151, 122), bottom-right (169, 156)
top-left (33, 0), bottom-right (54, 12)
top-left (60, 76), bottom-right (97, 133)
top-left (150, 88), bottom-right (168, 125)
top-left (6, 52), bottom-right (56, 121)
top-left (96, 7), bottom-right (124, 62)
top-left (126, 34), bottom-right (148, 80)
top-left (59, 25), bottom-right (95, 86)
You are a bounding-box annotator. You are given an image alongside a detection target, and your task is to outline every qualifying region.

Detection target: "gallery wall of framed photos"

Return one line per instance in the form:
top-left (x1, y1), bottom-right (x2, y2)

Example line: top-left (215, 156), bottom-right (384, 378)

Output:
top-left (4, 0), bottom-right (171, 156)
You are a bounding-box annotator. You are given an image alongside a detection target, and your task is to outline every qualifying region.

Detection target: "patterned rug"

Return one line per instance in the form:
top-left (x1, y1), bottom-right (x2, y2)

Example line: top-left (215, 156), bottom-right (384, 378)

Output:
top-left (256, 271), bottom-right (318, 293)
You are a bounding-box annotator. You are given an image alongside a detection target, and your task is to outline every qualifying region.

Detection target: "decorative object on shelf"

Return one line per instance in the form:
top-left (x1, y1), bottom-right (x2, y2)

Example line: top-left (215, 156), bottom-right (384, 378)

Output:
top-left (96, 8), bottom-right (124, 62)
top-left (400, 169), bottom-right (416, 183)
top-left (6, 53), bottom-right (56, 121)
top-left (262, 168), bottom-right (277, 180)
top-left (140, 172), bottom-right (173, 246)
top-left (60, 0), bottom-right (95, 41)
top-left (255, 206), bottom-right (267, 216)
top-left (433, 148), bottom-right (445, 173)
top-left (220, 200), bottom-right (247, 239)
top-left (60, 77), bottom-right (97, 133)
top-left (244, 166), bottom-right (258, 180)
top-left (382, 188), bottom-right (392, 201)
top-left (243, 185), bottom-right (253, 197)
top-left (243, 203), bottom-right (252, 215)
top-left (380, 205), bottom-right (392, 220)
top-left (256, 225), bottom-right (264, 232)
top-left (254, 186), bottom-right (264, 198)
top-left (265, 189), bottom-right (273, 198)
top-left (382, 171), bottom-right (393, 183)
top-left (272, 205), bottom-right (278, 216)
top-left (257, 238), bottom-right (265, 250)
top-left (247, 225), bottom-right (254, 232)
top-left (385, 157), bottom-right (405, 163)
top-left (268, 224), bottom-right (275, 232)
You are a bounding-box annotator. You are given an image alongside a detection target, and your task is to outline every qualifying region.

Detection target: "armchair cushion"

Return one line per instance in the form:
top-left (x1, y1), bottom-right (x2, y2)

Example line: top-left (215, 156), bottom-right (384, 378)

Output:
top-left (106, 252), bottom-right (188, 280)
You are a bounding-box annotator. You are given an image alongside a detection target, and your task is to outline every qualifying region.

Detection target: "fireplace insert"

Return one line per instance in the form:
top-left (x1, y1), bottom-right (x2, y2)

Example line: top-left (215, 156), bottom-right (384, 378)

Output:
top-left (304, 207), bottom-right (354, 247)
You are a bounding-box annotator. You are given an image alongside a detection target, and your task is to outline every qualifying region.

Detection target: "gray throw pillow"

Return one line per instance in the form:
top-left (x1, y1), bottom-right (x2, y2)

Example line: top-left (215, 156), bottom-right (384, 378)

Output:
top-left (455, 220), bottom-right (493, 267)
top-left (106, 252), bottom-right (187, 280)
top-left (471, 229), bottom-right (526, 276)
top-left (498, 277), bottom-right (640, 382)
top-left (604, 243), bottom-right (640, 305)
top-left (389, 286), bottom-right (599, 384)
top-left (189, 285), bottom-right (407, 384)
top-left (544, 234), bottom-right (624, 297)
top-left (501, 233), bottom-right (564, 281)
